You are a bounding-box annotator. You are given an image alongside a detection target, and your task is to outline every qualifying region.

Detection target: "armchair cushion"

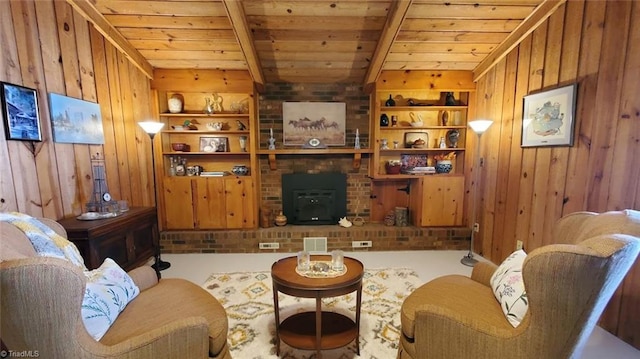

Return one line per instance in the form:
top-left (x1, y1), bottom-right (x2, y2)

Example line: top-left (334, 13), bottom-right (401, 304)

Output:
top-left (100, 278), bottom-right (230, 357)
top-left (82, 258), bottom-right (140, 340)
top-left (490, 249), bottom-right (528, 327)
top-left (400, 274), bottom-right (510, 340)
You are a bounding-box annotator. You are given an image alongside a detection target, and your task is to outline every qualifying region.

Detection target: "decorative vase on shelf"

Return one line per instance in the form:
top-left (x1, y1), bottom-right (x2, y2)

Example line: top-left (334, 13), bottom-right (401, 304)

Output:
top-left (385, 94), bottom-right (396, 107)
top-left (441, 111), bottom-right (449, 126)
top-left (203, 97), bottom-right (214, 114)
top-left (239, 136), bottom-right (248, 152)
top-left (445, 92), bottom-right (457, 106)
top-left (380, 113), bottom-right (389, 127)
top-left (447, 129), bottom-right (460, 148)
top-left (168, 94), bottom-right (183, 113)
top-left (275, 211), bottom-right (287, 226)
top-left (435, 160), bottom-right (453, 174)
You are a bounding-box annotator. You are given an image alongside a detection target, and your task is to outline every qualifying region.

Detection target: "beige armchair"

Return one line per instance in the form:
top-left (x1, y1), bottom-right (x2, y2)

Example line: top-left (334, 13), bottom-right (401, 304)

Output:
top-left (398, 210), bottom-right (640, 359)
top-left (0, 217), bottom-right (232, 359)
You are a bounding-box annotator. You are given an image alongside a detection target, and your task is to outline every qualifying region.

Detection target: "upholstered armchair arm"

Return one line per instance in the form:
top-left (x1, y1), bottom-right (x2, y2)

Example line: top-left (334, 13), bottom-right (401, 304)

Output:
top-left (413, 304), bottom-right (525, 358)
top-left (127, 265), bottom-right (159, 291)
top-left (83, 317), bottom-right (210, 359)
top-left (470, 261), bottom-right (497, 286)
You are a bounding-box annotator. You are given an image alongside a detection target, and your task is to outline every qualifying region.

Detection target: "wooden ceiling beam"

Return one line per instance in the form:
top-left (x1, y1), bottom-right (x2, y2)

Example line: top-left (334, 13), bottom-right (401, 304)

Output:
top-left (473, 0), bottom-right (566, 82)
top-left (222, 0), bottom-right (265, 92)
top-left (363, 0), bottom-right (413, 92)
top-left (66, 0), bottom-right (153, 79)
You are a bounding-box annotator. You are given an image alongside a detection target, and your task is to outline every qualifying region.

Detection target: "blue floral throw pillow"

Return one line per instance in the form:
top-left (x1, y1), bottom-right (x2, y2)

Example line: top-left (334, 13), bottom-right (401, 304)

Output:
top-left (490, 249), bottom-right (528, 327)
top-left (81, 258), bottom-right (140, 340)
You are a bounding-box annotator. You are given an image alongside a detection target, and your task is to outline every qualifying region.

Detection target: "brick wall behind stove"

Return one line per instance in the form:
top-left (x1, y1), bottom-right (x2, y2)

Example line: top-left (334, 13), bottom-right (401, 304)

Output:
top-left (258, 83), bottom-right (372, 222)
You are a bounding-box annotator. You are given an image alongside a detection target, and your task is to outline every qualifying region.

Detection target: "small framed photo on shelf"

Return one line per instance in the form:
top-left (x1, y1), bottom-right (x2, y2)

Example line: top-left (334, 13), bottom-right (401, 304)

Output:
top-left (200, 136), bottom-right (229, 152)
top-left (522, 84), bottom-right (577, 147)
top-left (1, 82), bottom-right (42, 141)
top-left (404, 132), bottom-right (429, 148)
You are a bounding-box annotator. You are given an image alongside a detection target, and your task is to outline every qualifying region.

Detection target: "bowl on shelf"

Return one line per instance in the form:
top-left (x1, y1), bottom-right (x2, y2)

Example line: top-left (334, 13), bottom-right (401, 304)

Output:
top-left (435, 160), bottom-right (453, 174)
top-left (412, 138), bottom-right (426, 148)
top-left (171, 143), bottom-right (189, 152)
top-left (385, 160), bottom-right (402, 174)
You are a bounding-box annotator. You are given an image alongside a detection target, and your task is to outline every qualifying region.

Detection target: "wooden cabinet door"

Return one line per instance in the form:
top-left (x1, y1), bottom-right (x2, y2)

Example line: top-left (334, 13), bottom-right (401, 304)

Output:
top-left (163, 177), bottom-right (195, 229)
top-left (224, 177), bottom-right (256, 228)
top-left (411, 176), bottom-right (464, 226)
top-left (194, 177), bottom-right (227, 229)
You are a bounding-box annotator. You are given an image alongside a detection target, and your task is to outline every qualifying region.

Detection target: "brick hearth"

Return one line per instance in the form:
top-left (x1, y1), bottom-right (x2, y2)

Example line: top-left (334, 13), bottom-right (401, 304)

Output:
top-left (160, 224), bottom-right (471, 254)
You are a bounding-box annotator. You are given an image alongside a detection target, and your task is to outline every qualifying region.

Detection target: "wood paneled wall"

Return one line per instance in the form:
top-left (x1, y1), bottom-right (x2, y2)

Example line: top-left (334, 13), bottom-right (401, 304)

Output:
top-left (473, 0), bottom-right (639, 347)
top-left (0, 0), bottom-right (154, 219)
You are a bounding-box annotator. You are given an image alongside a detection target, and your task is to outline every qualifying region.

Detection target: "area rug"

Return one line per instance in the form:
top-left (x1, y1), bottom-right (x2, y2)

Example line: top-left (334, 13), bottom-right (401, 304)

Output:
top-left (203, 267), bottom-right (422, 359)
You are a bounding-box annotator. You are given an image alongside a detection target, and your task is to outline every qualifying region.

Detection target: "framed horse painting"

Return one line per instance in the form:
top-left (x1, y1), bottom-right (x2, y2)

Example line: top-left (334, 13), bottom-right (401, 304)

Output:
top-left (282, 102), bottom-right (346, 146)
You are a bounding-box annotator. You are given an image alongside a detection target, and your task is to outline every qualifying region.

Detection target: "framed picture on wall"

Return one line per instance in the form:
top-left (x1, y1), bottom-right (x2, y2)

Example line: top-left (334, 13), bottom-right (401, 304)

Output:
top-left (1, 82), bottom-right (42, 141)
top-left (49, 93), bottom-right (105, 144)
top-left (521, 84), bottom-right (577, 147)
top-left (282, 102), bottom-right (346, 146)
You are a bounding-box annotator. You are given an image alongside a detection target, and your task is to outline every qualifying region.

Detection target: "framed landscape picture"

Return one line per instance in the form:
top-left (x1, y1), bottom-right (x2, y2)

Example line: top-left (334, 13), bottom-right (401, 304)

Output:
top-left (282, 102), bottom-right (346, 146)
top-left (49, 93), bottom-right (105, 144)
top-left (521, 84), bottom-right (577, 147)
top-left (1, 82), bottom-right (42, 141)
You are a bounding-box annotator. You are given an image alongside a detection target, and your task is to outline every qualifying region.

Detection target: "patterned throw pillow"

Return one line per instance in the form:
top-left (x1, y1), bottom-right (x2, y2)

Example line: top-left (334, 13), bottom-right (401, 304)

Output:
top-left (490, 249), bottom-right (528, 327)
top-left (81, 258), bottom-right (140, 340)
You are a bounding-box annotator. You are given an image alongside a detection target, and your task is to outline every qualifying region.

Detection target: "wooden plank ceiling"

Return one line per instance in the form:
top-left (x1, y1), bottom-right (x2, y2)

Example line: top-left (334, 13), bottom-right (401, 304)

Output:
top-left (79, 0), bottom-right (556, 88)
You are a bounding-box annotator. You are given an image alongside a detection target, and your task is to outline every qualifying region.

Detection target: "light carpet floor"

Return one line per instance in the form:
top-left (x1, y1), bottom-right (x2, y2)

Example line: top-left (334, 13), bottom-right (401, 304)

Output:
top-left (163, 251), bottom-right (640, 359)
top-left (203, 267), bottom-right (421, 359)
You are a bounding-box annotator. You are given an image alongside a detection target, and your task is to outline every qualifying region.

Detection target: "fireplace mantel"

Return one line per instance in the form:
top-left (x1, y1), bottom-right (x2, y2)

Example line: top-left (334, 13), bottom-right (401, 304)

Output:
top-left (257, 148), bottom-right (372, 170)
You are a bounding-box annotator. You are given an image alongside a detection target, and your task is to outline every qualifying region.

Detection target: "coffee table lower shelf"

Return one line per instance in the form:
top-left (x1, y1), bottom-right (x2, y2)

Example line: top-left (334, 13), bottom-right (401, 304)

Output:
top-left (279, 311), bottom-right (357, 350)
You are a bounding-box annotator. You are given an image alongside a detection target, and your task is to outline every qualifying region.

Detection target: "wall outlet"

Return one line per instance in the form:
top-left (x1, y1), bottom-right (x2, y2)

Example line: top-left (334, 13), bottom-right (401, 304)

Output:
top-left (352, 240), bottom-right (372, 248)
top-left (473, 223), bottom-right (480, 232)
top-left (516, 240), bottom-right (524, 251)
top-left (259, 242), bottom-right (280, 250)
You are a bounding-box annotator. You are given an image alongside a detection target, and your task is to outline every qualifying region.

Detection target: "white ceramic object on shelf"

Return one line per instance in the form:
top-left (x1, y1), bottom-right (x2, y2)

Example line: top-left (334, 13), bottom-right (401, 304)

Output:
top-left (167, 94), bottom-right (183, 113)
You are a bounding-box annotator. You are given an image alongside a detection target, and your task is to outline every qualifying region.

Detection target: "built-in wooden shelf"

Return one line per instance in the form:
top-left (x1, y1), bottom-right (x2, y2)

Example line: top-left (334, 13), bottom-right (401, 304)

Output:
top-left (370, 173), bottom-right (465, 180)
top-left (257, 148), bottom-right (372, 170)
top-left (160, 112), bottom-right (249, 118)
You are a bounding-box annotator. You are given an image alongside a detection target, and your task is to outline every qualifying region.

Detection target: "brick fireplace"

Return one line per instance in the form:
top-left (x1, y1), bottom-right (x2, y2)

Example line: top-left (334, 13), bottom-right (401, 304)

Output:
top-left (159, 82), bottom-right (471, 253)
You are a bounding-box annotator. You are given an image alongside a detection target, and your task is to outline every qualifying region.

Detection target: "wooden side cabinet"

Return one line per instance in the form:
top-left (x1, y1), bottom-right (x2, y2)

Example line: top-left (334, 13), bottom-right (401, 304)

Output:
top-left (163, 176), bottom-right (256, 230)
top-left (57, 207), bottom-right (159, 276)
top-left (410, 176), bottom-right (464, 226)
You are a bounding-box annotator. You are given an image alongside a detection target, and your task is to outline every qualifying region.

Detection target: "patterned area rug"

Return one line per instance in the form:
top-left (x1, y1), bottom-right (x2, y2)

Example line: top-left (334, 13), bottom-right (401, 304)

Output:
top-left (203, 268), bottom-right (422, 359)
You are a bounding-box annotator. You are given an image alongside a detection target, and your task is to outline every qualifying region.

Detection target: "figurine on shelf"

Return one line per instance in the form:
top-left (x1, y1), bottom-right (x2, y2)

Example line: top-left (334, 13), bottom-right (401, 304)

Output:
top-left (212, 93), bottom-right (223, 112)
top-left (236, 120), bottom-right (247, 130)
top-left (268, 128), bottom-right (276, 150)
top-left (354, 128), bottom-right (361, 149)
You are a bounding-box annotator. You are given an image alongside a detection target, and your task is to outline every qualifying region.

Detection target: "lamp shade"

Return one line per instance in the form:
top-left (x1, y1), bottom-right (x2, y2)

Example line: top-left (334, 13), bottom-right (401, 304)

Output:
top-left (138, 121), bottom-right (165, 135)
top-left (468, 120), bottom-right (493, 135)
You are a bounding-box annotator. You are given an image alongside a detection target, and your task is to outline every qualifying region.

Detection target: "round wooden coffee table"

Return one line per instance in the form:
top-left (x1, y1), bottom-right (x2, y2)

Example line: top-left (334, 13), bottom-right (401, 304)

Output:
top-left (271, 255), bottom-right (364, 359)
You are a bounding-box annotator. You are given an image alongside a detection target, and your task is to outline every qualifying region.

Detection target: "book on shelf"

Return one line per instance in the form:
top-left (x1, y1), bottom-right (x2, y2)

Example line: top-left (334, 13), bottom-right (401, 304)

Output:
top-left (199, 171), bottom-right (231, 177)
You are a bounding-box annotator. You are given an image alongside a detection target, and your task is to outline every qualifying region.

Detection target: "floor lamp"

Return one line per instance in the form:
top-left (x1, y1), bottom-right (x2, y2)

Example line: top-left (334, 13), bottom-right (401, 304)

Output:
top-left (138, 121), bottom-right (171, 271)
top-left (461, 119), bottom-right (493, 267)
